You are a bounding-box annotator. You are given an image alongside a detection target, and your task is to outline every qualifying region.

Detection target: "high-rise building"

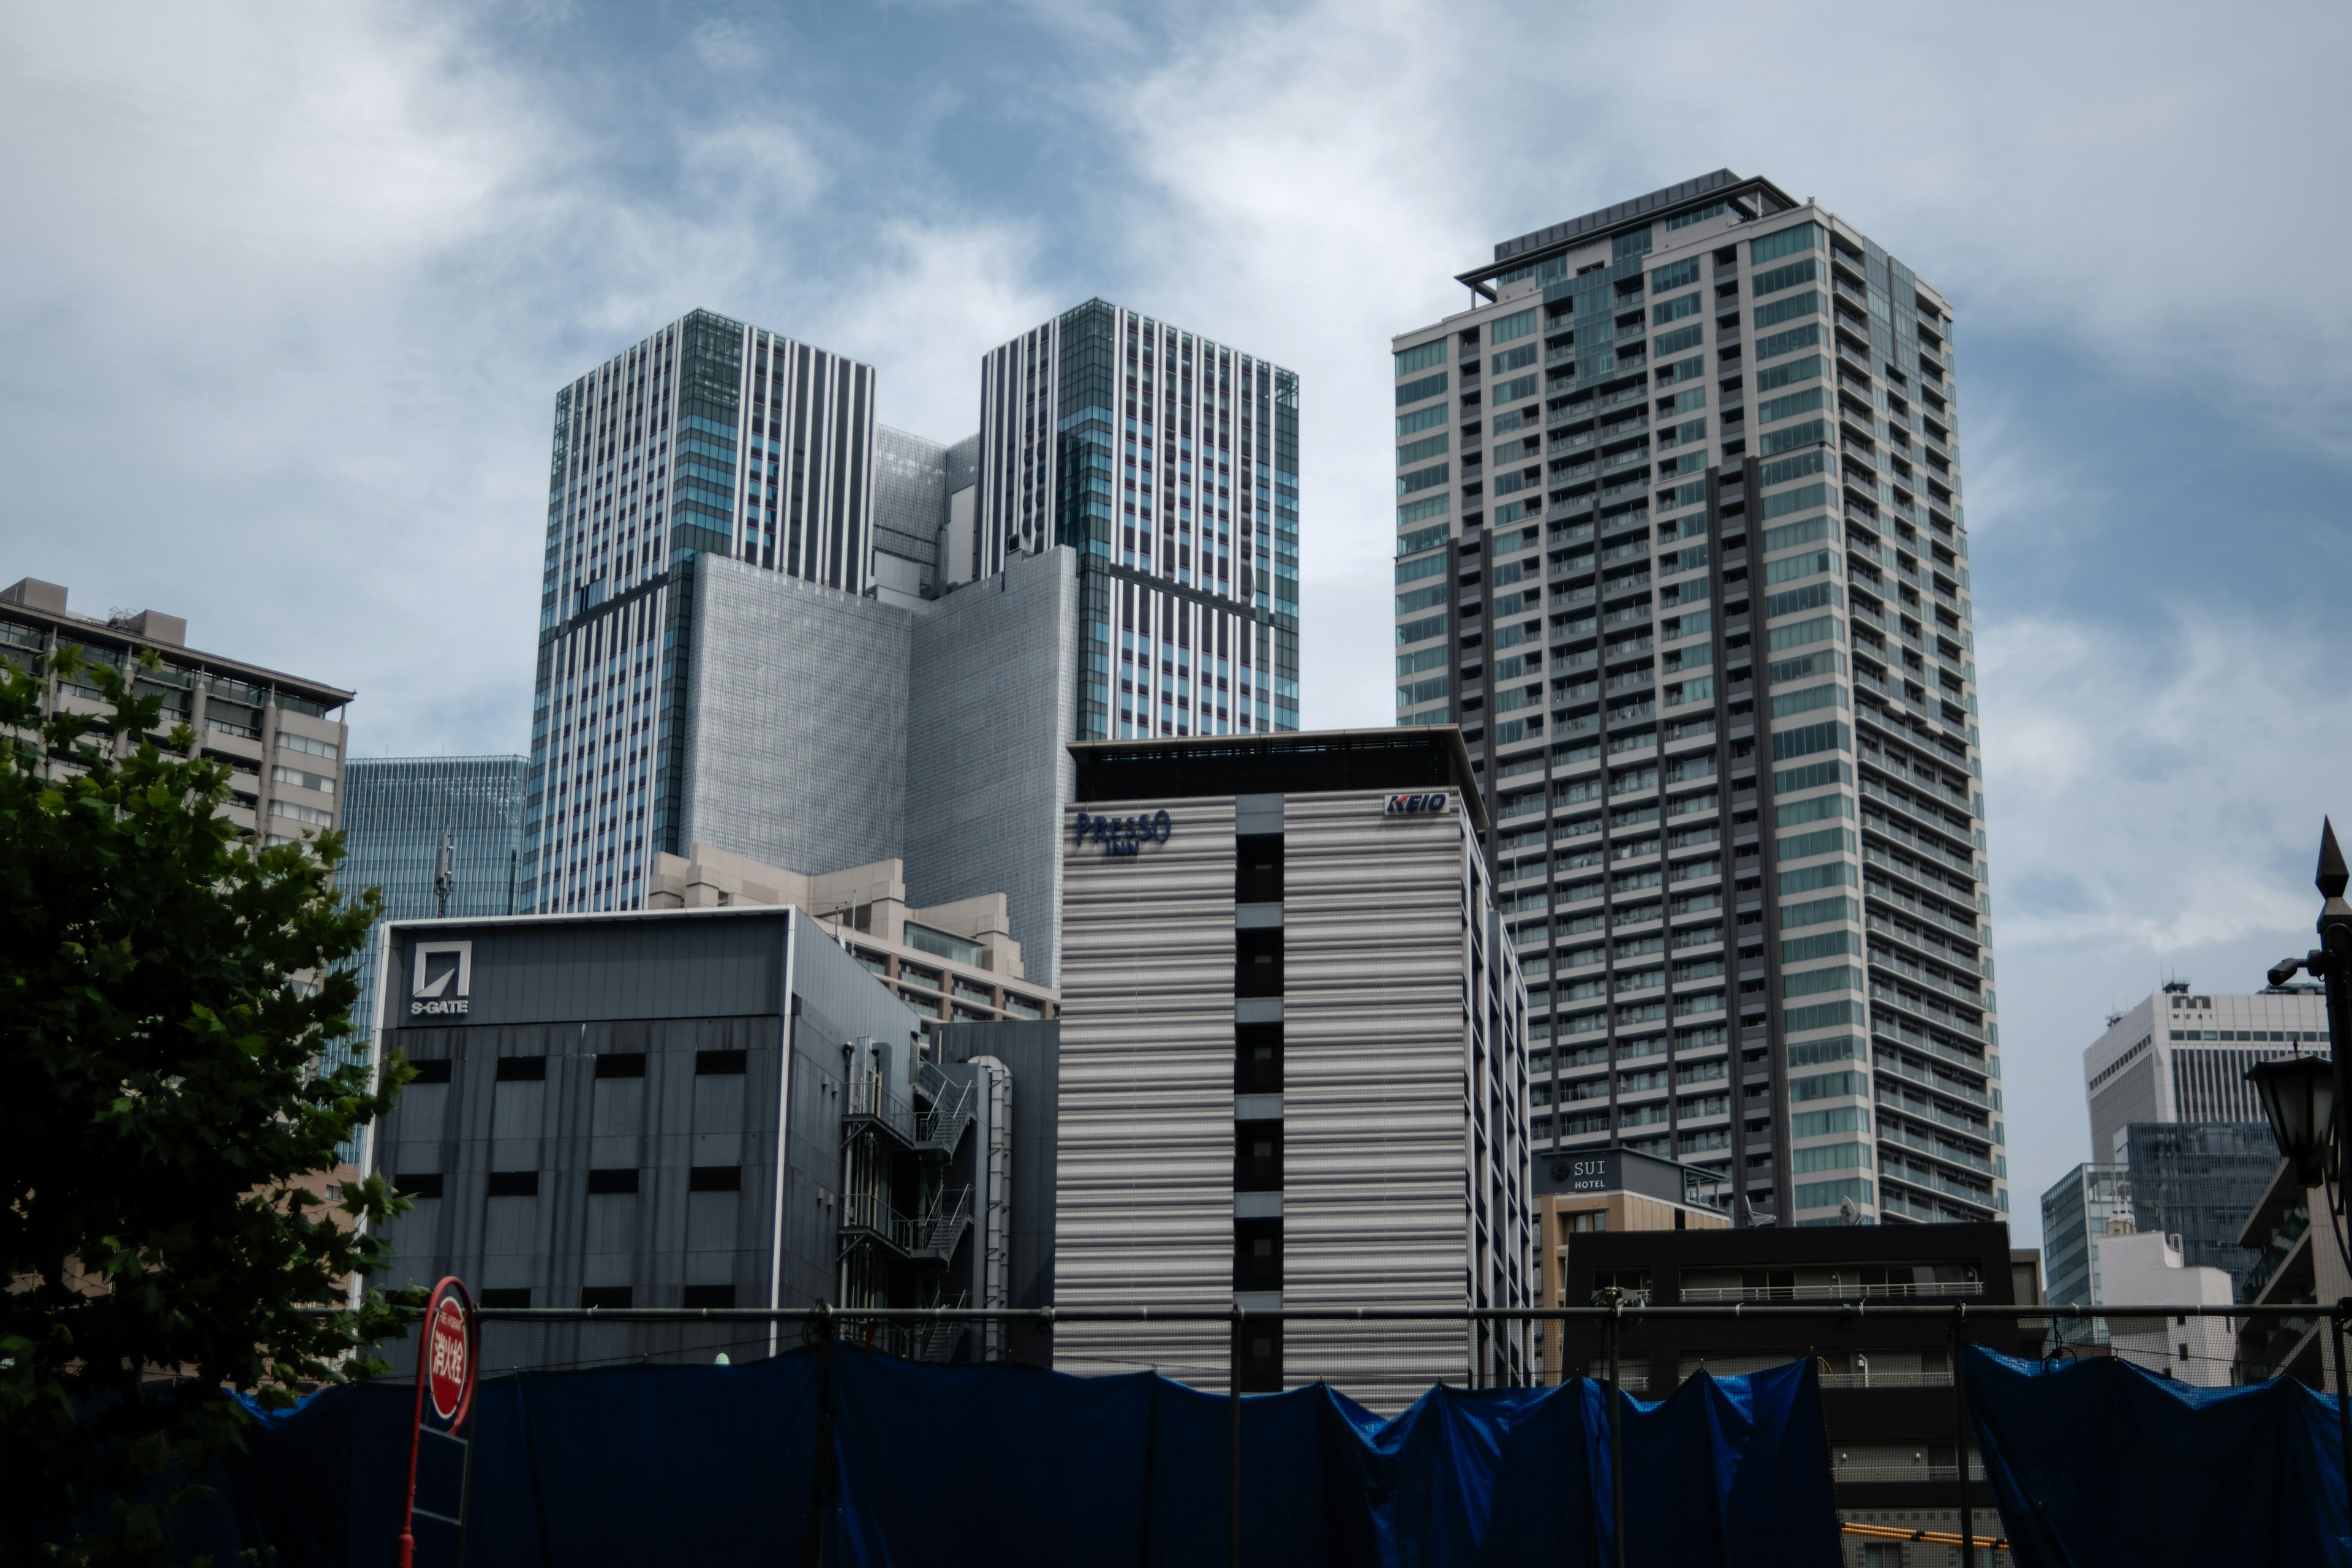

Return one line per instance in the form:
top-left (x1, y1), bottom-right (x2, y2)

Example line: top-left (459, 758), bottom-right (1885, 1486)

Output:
top-left (524, 311), bottom-right (880, 919)
top-left (2083, 978), bottom-right (2328, 1163)
top-left (979, 300), bottom-right (1300, 742)
top-left (521, 304), bottom-right (1297, 982)
top-left (1390, 170), bottom-right (1999, 1228)
top-left (1052, 728), bottom-right (1531, 1410)
top-left (2120, 1120), bottom-right (2278, 1295)
top-left (337, 755), bottom-right (527, 1065)
top-left (0, 577), bottom-right (352, 848)
top-left (2040, 1162), bottom-right (2130, 1336)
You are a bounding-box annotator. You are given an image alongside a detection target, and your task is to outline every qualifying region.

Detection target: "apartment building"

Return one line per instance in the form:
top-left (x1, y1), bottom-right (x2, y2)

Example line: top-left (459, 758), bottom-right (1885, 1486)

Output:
top-left (1390, 170), bottom-right (1999, 1229)
top-left (0, 576), bottom-right (352, 847)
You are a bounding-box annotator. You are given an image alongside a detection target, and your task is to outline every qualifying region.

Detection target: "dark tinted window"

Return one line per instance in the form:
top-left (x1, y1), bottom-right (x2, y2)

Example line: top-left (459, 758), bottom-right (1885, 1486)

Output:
top-left (689, 1165), bottom-right (742, 1193)
top-left (1235, 1120), bottom-right (1283, 1193)
top-left (682, 1284), bottom-right (737, 1310)
top-left (580, 1286), bottom-right (634, 1310)
top-left (1236, 832), bottom-right (1283, 903)
top-left (587, 1167), bottom-right (640, 1195)
top-left (1236, 1023), bottom-right (1282, 1093)
top-left (394, 1172), bottom-right (444, 1199)
top-left (478, 1288), bottom-right (532, 1309)
top-left (1235, 927), bottom-right (1283, 997)
top-left (407, 1058), bottom-right (453, 1085)
top-left (695, 1049), bottom-right (748, 1076)
top-left (595, 1052), bottom-right (647, 1078)
top-left (486, 1170), bottom-right (540, 1198)
top-left (494, 1057), bottom-right (547, 1082)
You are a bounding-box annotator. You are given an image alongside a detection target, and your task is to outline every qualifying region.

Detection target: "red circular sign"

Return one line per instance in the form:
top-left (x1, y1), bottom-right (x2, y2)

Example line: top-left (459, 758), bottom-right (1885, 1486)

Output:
top-left (427, 1295), bottom-right (470, 1422)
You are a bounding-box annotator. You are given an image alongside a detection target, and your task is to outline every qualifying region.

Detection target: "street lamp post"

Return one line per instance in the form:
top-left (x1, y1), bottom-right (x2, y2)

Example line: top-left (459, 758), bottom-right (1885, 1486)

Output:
top-left (2248, 818), bottom-right (2352, 1490)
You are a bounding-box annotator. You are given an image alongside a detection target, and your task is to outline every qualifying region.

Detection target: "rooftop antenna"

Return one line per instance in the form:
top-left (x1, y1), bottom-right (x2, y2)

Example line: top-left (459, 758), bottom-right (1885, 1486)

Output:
top-left (434, 828), bottom-right (455, 919)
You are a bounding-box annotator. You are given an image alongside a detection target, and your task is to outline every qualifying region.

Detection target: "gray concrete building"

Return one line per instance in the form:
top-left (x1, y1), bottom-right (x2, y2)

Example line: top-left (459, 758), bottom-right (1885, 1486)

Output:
top-left (978, 299), bottom-right (1301, 741)
top-left (1052, 728), bottom-right (1531, 1410)
top-left (0, 576), bottom-right (352, 848)
top-left (364, 905), bottom-right (1023, 1373)
top-left (2082, 978), bottom-right (2328, 1163)
top-left (1390, 170), bottom-right (2000, 1229)
top-left (520, 302), bottom-right (1290, 984)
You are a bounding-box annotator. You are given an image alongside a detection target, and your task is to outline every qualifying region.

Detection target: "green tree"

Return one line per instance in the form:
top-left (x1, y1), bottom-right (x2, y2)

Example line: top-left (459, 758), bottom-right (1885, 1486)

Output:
top-left (0, 647), bottom-right (411, 1565)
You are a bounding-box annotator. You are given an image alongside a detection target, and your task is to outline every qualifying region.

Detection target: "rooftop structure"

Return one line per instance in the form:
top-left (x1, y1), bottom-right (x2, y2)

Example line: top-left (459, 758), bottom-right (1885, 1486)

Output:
top-left (646, 843), bottom-right (1057, 1025)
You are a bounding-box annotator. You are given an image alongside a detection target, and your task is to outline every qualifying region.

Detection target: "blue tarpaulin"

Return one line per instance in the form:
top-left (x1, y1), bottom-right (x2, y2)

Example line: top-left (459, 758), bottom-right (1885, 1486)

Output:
top-left (1963, 1344), bottom-right (2350, 1567)
top-left (184, 1346), bottom-right (1839, 1567)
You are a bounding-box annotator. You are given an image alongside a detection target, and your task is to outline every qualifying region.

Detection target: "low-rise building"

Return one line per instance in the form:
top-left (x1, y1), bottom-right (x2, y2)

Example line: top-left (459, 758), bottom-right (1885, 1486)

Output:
top-left (1558, 1223), bottom-right (2038, 1556)
top-left (363, 906), bottom-right (1027, 1374)
top-left (646, 842), bottom-right (1057, 1026)
top-left (2095, 1229), bottom-right (2234, 1386)
top-left (1533, 1145), bottom-right (1727, 1383)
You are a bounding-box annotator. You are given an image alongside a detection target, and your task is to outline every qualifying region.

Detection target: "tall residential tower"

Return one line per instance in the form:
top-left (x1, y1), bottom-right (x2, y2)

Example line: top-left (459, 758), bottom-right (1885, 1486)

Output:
top-left (1390, 172), bottom-right (2002, 1227)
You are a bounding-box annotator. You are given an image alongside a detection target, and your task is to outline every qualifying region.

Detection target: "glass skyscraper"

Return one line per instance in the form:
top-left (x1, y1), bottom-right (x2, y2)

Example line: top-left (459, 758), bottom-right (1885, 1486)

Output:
top-left (1390, 171), bottom-right (1999, 1227)
top-left (339, 754), bottom-right (527, 1024)
top-left (979, 299), bottom-right (1299, 741)
top-left (523, 311), bottom-right (879, 915)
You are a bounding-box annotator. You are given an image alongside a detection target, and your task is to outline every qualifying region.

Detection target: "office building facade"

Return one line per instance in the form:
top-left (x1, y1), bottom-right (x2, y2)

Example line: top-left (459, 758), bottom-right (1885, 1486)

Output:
top-left (337, 755), bottom-right (527, 1058)
top-left (522, 303), bottom-right (1295, 981)
top-left (2039, 1162), bottom-right (2130, 1339)
top-left (979, 299), bottom-right (1300, 742)
top-left (364, 907), bottom-right (1020, 1373)
top-left (1390, 170), bottom-right (2000, 1230)
top-left (2120, 1120), bottom-right (2278, 1294)
top-left (2082, 978), bottom-right (2328, 1163)
top-left (1, 577), bottom-right (352, 848)
top-left (525, 311), bottom-right (879, 918)
top-left (1052, 729), bottom-right (1531, 1409)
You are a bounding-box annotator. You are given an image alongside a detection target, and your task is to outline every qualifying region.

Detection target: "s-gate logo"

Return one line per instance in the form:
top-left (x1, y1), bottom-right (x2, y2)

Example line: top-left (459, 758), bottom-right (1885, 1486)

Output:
top-left (410, 940), bottom-right (473, 1017)
top-left (1071, 809), bottom-right (1174, 859)
top-left (1385, 792), bottom-right (1450, 816)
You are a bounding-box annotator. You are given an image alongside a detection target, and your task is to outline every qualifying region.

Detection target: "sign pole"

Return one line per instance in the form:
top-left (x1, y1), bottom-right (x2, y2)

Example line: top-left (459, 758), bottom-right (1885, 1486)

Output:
top-left (399, 1277), bottom-right (477, 1568)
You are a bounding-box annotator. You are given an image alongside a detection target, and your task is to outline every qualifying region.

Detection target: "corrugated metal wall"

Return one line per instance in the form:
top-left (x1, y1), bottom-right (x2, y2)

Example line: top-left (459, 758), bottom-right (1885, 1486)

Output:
top-left (1281, 791), bottom-right (1477, 1407)
top-left (1055, 790), bottom-right (1533, 1407)
top-left (1055, 798), bottom-right (1238, 1387)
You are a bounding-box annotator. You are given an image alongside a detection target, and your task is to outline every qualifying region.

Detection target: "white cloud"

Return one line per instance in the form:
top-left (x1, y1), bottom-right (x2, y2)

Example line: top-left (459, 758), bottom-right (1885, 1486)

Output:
top-left (1067, 0), bottom-right (2352, 732)
top-left (1975, 602), bottom-right (2350, 1240)
top-left (815, 219), bottom-right (1058, 442)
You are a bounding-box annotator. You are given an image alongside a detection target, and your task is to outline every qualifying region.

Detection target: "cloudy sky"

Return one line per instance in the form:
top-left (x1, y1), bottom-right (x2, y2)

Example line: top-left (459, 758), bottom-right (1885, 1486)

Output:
top-left (5, 0), bottom-right (2347, 1245)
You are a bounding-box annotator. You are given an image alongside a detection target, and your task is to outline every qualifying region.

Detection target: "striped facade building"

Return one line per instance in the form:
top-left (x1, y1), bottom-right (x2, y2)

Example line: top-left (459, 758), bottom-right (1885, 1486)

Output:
top-left (978, 300), bottom-right (1301, 744)
top-left (1390, 171), bottom-right (2003, 1229)
top-left (1054, 730), bottom-right (1531, 1409)
top-left (524, 311), bottom-right (878, 914)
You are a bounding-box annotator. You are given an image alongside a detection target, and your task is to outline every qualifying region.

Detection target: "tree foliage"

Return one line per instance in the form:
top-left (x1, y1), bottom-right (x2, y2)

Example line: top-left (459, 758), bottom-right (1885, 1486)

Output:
top-left (0, 649), bottom-right (411, 1565)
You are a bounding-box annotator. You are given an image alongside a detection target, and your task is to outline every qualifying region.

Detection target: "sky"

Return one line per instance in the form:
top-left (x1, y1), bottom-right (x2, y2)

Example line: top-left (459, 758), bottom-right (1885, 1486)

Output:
top-left (4, 0), bottom-right (2348, 1248)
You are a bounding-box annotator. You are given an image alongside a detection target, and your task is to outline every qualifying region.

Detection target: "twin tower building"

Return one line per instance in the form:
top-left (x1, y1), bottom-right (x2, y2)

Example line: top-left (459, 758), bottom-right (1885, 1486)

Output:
top-left (447, 170), bottom-right (2001, 1396)
top-left (526, 300), bottom-right (1301, 984)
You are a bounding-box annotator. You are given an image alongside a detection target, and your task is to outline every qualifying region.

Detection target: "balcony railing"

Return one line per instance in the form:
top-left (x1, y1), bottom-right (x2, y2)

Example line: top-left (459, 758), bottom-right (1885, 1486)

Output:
top-left (1874, 1050), bottom-right (1992, 1111)
top-left (1679, 1280), bottom-right (1983, 1303)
